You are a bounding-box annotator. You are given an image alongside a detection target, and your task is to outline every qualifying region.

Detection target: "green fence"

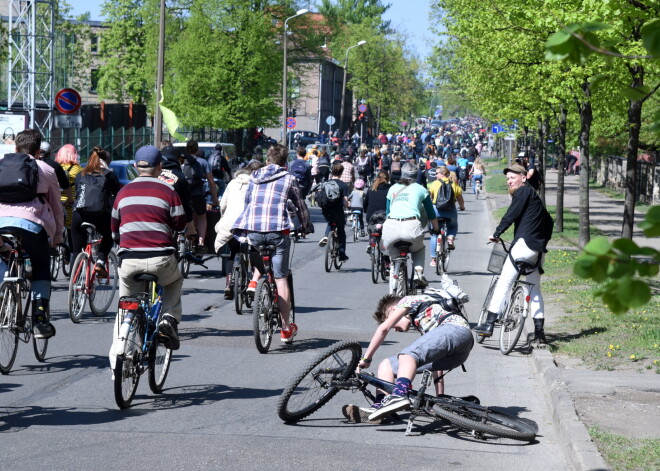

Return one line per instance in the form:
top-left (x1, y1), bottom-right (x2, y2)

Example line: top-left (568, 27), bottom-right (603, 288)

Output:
top-left (47, 127), bottom-right (154, 163)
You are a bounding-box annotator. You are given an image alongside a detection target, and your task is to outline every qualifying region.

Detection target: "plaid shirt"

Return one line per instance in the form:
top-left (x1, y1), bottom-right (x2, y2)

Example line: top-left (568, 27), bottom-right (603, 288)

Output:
top-left (340, 162), bottom-right (355, 186)
top-left (232, 164), bottom-right (308, 233)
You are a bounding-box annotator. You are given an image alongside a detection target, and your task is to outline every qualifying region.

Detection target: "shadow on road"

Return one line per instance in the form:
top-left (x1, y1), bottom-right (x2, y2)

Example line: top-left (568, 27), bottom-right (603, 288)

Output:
top-left (179, 327), bottom-right (252, 341)
top-left (7, 354), bottom-right (108, 376)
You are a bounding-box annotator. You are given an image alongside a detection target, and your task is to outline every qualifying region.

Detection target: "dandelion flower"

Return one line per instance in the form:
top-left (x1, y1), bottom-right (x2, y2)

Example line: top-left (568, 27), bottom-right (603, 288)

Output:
top-left (630, 355), bottom-right (636, 360)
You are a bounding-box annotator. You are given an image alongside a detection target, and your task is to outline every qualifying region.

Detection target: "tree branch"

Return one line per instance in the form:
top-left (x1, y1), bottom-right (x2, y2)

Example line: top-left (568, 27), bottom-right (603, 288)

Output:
top-left (640, 81), bottom-right (660, 104)
top-left (570, 31), bottom-right (654, 60)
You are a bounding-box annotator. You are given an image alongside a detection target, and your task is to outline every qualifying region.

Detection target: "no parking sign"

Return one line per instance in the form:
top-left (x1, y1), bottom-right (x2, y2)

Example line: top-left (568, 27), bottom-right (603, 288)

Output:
top-left (54, 88), bottom-right (82, 115)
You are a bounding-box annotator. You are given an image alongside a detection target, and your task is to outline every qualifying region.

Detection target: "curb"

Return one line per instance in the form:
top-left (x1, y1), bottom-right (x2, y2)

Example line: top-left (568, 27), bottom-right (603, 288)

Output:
top-left (524, 325), bottom-right (611, 471)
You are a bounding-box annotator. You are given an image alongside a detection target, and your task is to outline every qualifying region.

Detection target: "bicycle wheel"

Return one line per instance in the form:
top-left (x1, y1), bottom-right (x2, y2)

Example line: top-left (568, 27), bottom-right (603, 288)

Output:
top-left (476, 278), bottom-right (498, 344)
top-left (394, 261), bottom-right (407, 297)
top-left (380, 249), bottom-right (388, 281)
top-left (50, 249), bottom-right (60, 281)
top-left (332, 234), bottom-right (343, 270)
top-left (233, 266), bottom-right (244, 315)
top-left (32, 298), bottom-right (49, 362)
top-left (432, 401), bottom-right (537, 441)
top-left (114, 313), bottom-right (144, 409)
top-left (90, 251), bottom-right (119, 316)
top-left (287, 272), bottom-right (295, 324)
top-left (252, 278), bottom-right (273, 354)
top-left (435, 236), bottom-right (443, 276)
top-left (324, 235), bottom-right (332, 272)
top-left (440, 237), bottom-right (450, 273)
top-left (148, 340), bottom-right (172, 394)
top-left (370, 251), bottom-right (378, 284)
top-left (352, 221), bottom-right (358, 242)
top-left (61, 244), bottom-right (72, 277)
top-left (0, 282), bottom-right (19, 374)
top-left (179, 239), bottom-right (191, 278)
top-left (277, 340), bottom-right (361, 423)
top-left (499, 286), bottom-right (527, 355)
top-left (68, 252), bottom-right (88, 323)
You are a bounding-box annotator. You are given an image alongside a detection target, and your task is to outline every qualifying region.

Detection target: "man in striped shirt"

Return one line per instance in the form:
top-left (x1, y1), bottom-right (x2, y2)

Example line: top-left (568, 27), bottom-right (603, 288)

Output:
top-left (110, 146), bottom-right (187, 364)
top-left (233, 144), bottom-right (310, 344)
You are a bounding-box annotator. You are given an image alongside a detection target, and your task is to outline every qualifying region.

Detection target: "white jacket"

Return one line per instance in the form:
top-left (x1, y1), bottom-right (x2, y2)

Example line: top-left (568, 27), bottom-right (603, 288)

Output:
top-left (214, 172), bottom-right (250, 252)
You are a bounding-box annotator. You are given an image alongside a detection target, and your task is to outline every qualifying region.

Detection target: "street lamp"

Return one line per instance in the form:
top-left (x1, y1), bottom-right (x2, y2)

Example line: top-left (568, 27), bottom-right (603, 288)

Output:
top-left (281, 8), bottom-right (309, 147)
top-left (339, 40), bottom-right (366, 140)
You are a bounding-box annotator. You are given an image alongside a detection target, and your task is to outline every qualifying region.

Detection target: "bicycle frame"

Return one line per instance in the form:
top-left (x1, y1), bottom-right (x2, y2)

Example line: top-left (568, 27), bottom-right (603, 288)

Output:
top-left (118, 282), bottom-right (164, 358)
top-left (1, 237), bottom-right (33, 342)
top-left (259, 246), bottom-right (282, 325)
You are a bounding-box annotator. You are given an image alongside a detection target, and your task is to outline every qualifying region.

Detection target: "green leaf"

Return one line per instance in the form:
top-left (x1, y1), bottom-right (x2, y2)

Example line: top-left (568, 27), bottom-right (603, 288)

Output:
top-left (637, 262), bottom-right (659, 277)
top-left (583, 237), bottom-right (611, 256)
top-left (602, 290), bottom-right (627, 314)
top-left (546, 30), bottom-right (572, 49)
top-left (574, 255), bottom-right (597, 278)
top-left (582, 22), bottom-right (611, 32)
top-left (641, 18), bottom-right (660, 57)
top-left (592, 257), bottom-right (610, 282)
top-left (607, 260), bottom-right (633, 279)
top-left (589, 74), bottom-right (608, 91)
top-left (618, 277), bottom-right (652, 307)
top-left (612, 238), bottom-right (640, 255)
top-left (620, 87), bottom-right (650, 101)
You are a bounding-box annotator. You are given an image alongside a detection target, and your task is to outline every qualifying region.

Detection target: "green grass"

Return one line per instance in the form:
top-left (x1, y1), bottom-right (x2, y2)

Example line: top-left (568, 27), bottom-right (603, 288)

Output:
top-left (484, 160), bottom-right (508, 194)
top-left (589, 425), bottom-right (660, 471)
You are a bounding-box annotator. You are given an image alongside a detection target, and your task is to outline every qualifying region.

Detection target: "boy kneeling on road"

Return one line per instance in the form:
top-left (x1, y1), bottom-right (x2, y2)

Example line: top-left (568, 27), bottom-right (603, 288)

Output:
top-left (343, 281), bottom-right (473, 423)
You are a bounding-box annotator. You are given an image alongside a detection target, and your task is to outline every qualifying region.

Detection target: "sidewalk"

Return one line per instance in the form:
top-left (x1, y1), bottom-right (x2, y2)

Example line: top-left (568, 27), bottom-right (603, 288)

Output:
top-left (485, 168), bottom-right (659, 471)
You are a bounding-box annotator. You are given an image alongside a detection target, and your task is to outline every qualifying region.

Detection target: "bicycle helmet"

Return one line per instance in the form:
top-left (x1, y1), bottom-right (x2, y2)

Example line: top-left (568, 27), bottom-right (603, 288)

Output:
top-left (354, 179), bottom-right (365, 189)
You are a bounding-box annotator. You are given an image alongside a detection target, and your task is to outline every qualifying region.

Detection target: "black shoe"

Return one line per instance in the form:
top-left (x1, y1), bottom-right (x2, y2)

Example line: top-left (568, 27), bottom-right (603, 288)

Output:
top-left (32, 299), bottom-right (55, 339)
top-left (158, 315), bottom-right (180, 350)
top-left (473, 311), bottom-right (498, 337)
top-left (338, 253), bottom-right (349, 262)
top-left (533, 318), bottom-right (547, 344)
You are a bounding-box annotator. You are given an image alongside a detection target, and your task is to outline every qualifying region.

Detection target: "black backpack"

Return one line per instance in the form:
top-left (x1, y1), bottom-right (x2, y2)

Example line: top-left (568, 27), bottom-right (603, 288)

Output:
top-left (0, 153), bottom-right (39, 203)
top-left (74, 171), bottom-right (111, 215)
top-left (288, 159), bottom-right (309, 185)
top-left (315, 179), bottom-right (341, 208)
top-left (182, 158), bottom-right (204, 196)
top-left (207, 150), bottom-right (225, 180)
top-left (434, 179), bottom-right (455, 212)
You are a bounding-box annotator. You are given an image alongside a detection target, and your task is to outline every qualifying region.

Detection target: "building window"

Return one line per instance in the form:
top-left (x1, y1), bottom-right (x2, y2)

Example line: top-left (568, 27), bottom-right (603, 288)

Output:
top-left (90, 69), bottom-right (100, 94)
top-left (90, 34), bottom-right (98, 53)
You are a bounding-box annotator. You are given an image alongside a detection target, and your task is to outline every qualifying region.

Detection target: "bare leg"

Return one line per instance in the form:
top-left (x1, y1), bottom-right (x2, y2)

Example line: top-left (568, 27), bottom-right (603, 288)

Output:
top-left (274, 277), bottom-right (291, 329)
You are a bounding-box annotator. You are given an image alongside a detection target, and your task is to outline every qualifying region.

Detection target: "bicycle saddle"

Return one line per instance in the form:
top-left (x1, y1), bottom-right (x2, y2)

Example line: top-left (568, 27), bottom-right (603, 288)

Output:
top-left (134, 273), bottom-right (159, 282)
top-left (81, 222), bottom-right (97, 231)
top-left (437, 217), bottom-right (451, 223)
top-left (393, 241), bottom-right (413, 250)
top-left (515, 260), bottom-right (537, 275)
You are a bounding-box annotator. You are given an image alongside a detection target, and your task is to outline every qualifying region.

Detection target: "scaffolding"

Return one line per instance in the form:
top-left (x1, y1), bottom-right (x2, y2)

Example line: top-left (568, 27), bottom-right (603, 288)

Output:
top-left (7, 0), bottom-right (55, 135)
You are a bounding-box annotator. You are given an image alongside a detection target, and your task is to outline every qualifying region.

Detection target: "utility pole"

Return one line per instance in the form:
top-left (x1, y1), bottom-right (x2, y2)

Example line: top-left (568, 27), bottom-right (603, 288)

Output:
top-left (154, 0), bottom-right (166, 144)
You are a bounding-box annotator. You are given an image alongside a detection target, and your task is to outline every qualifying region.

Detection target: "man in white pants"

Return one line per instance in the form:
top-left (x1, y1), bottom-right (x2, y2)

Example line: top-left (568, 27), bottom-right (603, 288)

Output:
top-left (474, 164), bottom-right (553, 343)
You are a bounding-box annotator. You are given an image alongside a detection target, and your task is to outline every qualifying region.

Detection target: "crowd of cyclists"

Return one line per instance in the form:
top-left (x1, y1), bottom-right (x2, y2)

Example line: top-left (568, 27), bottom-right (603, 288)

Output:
top-left (0, 118), bottom-right (553, 422)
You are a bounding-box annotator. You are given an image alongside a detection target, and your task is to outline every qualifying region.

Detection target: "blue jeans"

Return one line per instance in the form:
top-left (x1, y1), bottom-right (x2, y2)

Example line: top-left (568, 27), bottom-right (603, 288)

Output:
top-left (472, 174), bottom-right (483, 194)
top-left (246, 232), bottom-right (291, 279)
top-left (429, 208), bottom-right (458, 258)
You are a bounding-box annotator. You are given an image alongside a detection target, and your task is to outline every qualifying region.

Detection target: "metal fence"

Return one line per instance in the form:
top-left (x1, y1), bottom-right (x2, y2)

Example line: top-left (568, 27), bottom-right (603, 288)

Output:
top-left (47, 127), bottom-right (154, 163)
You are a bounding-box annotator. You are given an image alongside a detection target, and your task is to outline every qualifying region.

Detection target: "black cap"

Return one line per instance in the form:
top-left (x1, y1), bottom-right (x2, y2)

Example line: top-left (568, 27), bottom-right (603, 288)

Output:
top-left (161, 145), bottom-right (181, 161)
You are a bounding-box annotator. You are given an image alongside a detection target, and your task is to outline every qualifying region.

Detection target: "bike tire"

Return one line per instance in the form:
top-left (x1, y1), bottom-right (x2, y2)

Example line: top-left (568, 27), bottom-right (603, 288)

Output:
top-left (476, 278), bottom-right (498, 344)
top-left (353, 222), bottom-right (358, 242)
top-left (324, 236), bottom-right (332, 272)
top-left (61, 244), bottom-right (72, 277)
top-left (50, 249), bottom-right (60, 281)
top-left (252, 278), bottom-right (273, 354)
top-left (394, 261), bottom-right (407, 297)
top-left (499, 286), bottom-right (527, 355)
top-left (32, 298), bottom-right (49, 362)
top-left (233, 266), bottom-right (244, 315)
top-left (287, 272), bottom-right (295, 324)
top-left (148, 340), bottom-right (172, 394)
top-left (435, 237), bottom-right (442, 276)
top-left (441, 238), bottom-right (450, 273)
top-left (432, 402), bottom-right (537, 441)
top-left (370, 251), bottom-right (378, 284)
top-left (68, 252), bottom-right (88, 323)
top-left (0, 282), bottom-right (19, 374)
top-left (180, 240), bottom-right (191, 278)
top-left (332, 235), bottom-right (343, 270)
top-left (379, 249), bottom-right (388, 281)
top-left (277, 340), bottom-right (362, 423)
top-left (113, 313), bottom-right (144, 409)
top-left (90, 251), bottom-right (119, 317)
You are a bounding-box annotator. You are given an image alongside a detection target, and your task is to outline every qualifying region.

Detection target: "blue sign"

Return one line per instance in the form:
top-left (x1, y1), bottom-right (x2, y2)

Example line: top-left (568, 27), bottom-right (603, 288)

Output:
top-left (492, 124), bottom-right (503, 134)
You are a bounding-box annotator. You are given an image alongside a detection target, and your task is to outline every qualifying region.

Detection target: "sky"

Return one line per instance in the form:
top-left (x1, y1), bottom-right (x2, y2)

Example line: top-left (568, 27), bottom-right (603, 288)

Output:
top-left (66, 0), bottom-right (436, 60)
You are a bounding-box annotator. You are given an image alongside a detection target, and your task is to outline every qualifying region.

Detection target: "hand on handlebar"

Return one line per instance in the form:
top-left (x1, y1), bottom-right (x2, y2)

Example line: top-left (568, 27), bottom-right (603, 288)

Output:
top-left (489, 235), bottom-right (500, 243)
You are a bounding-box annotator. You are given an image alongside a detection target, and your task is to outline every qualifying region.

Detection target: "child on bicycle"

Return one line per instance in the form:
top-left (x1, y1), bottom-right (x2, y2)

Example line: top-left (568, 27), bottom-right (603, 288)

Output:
top-left (343, 284), bottom-right (473, 423)
top-left (348, 179), bottom-right (366, 236)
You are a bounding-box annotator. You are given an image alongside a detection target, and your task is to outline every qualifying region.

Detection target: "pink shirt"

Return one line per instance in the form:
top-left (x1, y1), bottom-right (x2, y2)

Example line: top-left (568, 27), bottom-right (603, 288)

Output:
top-left (0, 156), bottom-right (64, 245)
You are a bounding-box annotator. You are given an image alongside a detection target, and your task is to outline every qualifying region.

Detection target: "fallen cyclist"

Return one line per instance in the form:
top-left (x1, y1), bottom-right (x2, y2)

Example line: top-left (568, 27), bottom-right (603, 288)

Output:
top-left (343, 278), bottom-right (473, 423)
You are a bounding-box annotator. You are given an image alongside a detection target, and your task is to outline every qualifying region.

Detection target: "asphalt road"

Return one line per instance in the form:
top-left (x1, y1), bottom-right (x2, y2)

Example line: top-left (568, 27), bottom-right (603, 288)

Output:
top-left (1, 195), bottom-right (571, 471)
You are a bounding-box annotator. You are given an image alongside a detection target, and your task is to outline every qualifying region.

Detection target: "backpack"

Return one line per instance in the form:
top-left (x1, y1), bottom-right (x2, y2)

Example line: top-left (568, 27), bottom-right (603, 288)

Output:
top-left (434, 179), bottom-right (455, 212)
top-left (74, 171), bottom-right (111, 215)
top-left (182, 158), bottom-right (204, 196)
top-left (458, 166), bottom-right (467, 181)
top-left (356, 156), bottom-right (370, 175)
top-left (315, 179), bottom-right (341, 208)
top-left (288, 159), bottom-right (309, 186)
top-left (390, 160), bottom-right (402, 173)
top-left (0, 153), bottom-right (39, 203)
top-left (528, 164), bottom-right (544, 191)
top-left (208, 149), bottom-right (225, 180)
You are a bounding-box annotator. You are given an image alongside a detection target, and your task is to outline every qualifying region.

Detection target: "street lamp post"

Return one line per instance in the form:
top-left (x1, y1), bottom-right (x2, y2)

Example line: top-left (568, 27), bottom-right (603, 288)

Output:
top-left (281, 8), bottom-right (309, 147)
top-left (339, 40), bottom-right (366, 141)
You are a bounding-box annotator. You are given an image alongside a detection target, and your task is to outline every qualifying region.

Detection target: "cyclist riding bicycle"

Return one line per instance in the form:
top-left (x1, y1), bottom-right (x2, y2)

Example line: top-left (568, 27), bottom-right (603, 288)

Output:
top-left (344, 284), bottom-right (473, 423)
top-left (232, 144), bottom-right (311, 343)
top-left (70, 146), bottom-right (121, 278)
top-left (382, 163), bottom-right (439, 293)
top-left (316, 162), bottom-right (350, 262)
top-left (110, 146), bottom-right (187, 368)
top-left (0, 129), bottom-right (64, 339)
top-left (428, 166), bottom-right (465, 259)
top-left (473, 164), bottom-right (553, 344)
top-left (348, 179), bottom-right (366, 236)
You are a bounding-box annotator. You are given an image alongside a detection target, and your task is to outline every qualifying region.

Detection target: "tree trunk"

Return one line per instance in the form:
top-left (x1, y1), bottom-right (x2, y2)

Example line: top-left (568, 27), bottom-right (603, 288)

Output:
top-left (555, 106), bottom-right (567, 233)
top-left (376, 104), bottom-right (382, 136)
top-left (622, 64), bottom-right (644, 239)
top-left (578, 80), bottom-right (592, 248)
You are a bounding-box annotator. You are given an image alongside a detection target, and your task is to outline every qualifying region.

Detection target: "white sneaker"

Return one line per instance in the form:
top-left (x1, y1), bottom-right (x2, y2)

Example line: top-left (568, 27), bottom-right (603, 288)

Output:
top-left (414, 266), bottom-right (428, 288)
top-left (318, 237), bottom-right (328, 247)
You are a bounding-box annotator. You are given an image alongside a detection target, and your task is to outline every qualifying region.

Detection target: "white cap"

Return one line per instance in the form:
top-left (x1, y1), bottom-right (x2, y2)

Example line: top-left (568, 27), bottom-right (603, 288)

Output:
top-left (40, 141), bottom-right (51, 153)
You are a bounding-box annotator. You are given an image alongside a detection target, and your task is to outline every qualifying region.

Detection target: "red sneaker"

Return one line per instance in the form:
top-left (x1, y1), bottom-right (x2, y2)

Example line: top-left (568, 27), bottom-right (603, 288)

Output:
top-left (246, 280), bottom-right (258, 294)
top-left (281, 323), bottom-right (298, 344)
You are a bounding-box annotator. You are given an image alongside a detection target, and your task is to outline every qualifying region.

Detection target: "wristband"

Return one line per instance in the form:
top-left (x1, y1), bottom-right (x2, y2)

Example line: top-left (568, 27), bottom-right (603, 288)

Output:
top-left (361, 357), bottom-right (372, 363)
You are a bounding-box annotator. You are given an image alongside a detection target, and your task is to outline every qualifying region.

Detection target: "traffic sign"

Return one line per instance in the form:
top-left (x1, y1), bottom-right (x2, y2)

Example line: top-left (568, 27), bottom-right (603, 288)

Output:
top-left (286, 117), bottom-right (296, 129)
top-left (55, 114), bottom-right (82, 129)
top-left (326, 115), bottom-right (336, 126)
top-left (54, 88), bottom-right (82, 115)
top-left (358, 104), bottom-right (367, 113)
top-left (492, 124), bottom-right (503, 134)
